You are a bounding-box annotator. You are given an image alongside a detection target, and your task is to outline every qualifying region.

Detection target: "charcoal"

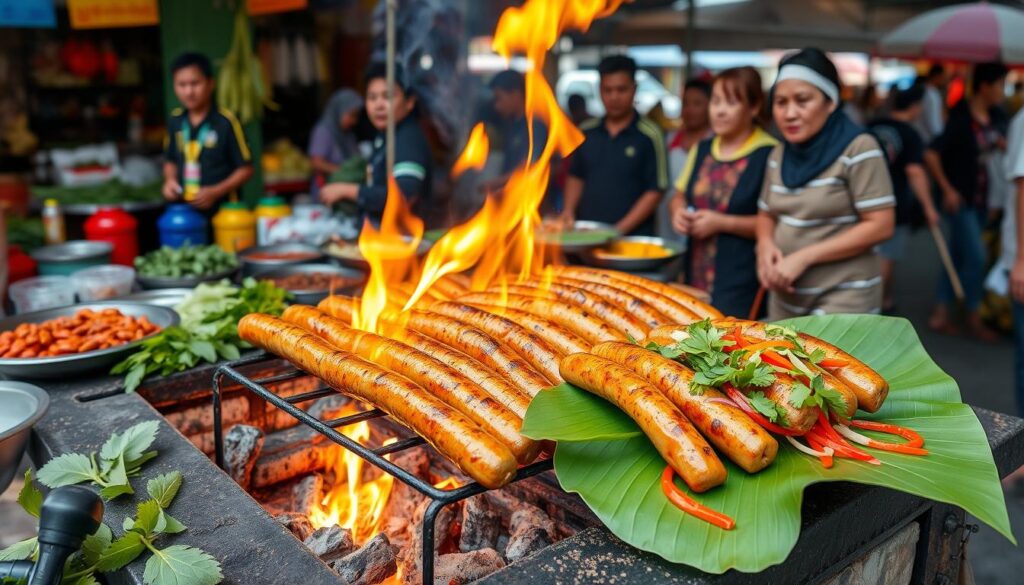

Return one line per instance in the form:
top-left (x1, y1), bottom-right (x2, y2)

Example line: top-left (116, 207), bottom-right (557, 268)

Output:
top-left (250, 427), bottom-right (335, 488)
top-left (509, 504), bottom-right (556, 541)
top-left (274, 513), bottom-right (314, 541)
top-left (458, 495), bottom-right (500, 552)
top-left (304, 525), bottom-right (356, 562)
top-left (330, 533), bottom-right (398, 585)
top-left (504, 526), bottom-right (550, 562)
top-left (290, 474), bottom-right (323, 515)
top-left (380, 447), bottom-right (431, 547)
top-left (223, 425), bottom-right (264, 489)
top-left (433, 548), bottom-right (505, 585)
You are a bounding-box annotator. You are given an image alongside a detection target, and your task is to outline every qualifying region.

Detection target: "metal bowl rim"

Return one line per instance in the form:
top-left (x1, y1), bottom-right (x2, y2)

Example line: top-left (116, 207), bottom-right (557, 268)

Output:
top-left (30, 240), bottom-right (114, 263)
top-left (238, 243), bottom-right (327, 265)
top-left (0, 302), bottom-right (179, 367)
top-left (0, 382), bottom-right (50, 441)
top-left (595, 235), bottom-right (686, 256)
top-left (256, 264), bottom-right (366, 294)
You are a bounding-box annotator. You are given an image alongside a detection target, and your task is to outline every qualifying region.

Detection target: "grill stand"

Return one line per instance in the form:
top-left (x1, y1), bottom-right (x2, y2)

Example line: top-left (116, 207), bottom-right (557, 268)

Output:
top-left (211, 355), bottom-right (554, 584)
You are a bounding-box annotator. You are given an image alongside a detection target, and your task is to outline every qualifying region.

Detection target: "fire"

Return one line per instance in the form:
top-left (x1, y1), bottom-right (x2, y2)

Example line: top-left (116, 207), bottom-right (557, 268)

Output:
top-left (355, 0), bottom-right (625, 332)
top-left (450, 122), bottom-right (489, 178)
top-left (434, 477), bottom-right (461, 490)
top-left (308, 422), bottom-right (396, 543)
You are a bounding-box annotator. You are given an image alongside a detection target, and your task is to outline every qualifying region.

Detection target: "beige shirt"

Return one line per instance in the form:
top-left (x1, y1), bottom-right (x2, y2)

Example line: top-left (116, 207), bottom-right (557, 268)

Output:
top-left (758, 133), bottom-right (895, 319)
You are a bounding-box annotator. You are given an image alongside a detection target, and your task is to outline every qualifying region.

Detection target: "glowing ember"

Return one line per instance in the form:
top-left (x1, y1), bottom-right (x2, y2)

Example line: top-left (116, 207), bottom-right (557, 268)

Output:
top-left (434, 476), bottom-right (462, 490)
top-left (354, 0), bottom-right (625, 332)
top-left (307, 423), bottom-right (396, 543)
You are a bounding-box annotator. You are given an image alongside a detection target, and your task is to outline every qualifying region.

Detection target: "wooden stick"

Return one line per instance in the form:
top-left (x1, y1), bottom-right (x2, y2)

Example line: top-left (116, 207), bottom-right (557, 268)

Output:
top-left (928, 224), bottom-right (965, 301)
top-left (748, 287), bottom-right (766, 321)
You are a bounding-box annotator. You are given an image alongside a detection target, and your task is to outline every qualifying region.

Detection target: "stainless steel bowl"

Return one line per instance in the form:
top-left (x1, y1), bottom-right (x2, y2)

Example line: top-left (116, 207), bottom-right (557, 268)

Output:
top-left (116, 288), bottom-right (194, 309)
top-left (238, 243), bottom-right (327, 277)
top-left (136, 266), bottom-right (239, 290)
top-left (0, 382), bottom-right (49, 492)
top-left (31, 240), bottom-right (114, 276)
top-left (257, 264), bottom-right (366, 306)
top-left (323, 238), bottom-right (432, 271)
top-left (536, 220), bottom-right (619, 255)
top-left (580, 235), bottom-right (686, 272)
top-left (0, 302), bottom-right (179, 379)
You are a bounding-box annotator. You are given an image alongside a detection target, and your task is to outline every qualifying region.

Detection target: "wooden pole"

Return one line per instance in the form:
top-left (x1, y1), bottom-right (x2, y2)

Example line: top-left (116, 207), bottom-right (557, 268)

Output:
top-left (385, 0), bottom-right (396, 177)
top-left (929, 223), bottom-right (965, 301)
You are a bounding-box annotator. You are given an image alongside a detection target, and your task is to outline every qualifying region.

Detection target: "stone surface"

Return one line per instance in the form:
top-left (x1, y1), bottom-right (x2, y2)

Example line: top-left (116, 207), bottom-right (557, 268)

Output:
top-left (823, 522), bottom-right (919, 585)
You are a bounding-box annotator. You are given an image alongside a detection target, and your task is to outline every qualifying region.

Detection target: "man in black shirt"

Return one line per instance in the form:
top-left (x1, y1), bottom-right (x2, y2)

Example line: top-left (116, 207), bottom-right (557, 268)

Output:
top-left (162, 53), bottom-right (253, 213)
top-left (560, 55), bottom-right (668, 236)
top-left (481, 70), bottom-right (548, 193)
top-left (869, 85), bottom-right (940, 312)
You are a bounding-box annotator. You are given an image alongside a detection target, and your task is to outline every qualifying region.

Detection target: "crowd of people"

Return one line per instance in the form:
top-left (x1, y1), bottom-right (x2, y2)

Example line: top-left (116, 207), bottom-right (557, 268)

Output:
top-left (158, 48), bottom-right (1024, 417)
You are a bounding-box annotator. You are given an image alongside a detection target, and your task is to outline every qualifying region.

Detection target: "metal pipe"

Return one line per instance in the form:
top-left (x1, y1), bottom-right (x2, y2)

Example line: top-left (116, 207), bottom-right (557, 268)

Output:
top-left (386, 0), bottom-right (397, 177)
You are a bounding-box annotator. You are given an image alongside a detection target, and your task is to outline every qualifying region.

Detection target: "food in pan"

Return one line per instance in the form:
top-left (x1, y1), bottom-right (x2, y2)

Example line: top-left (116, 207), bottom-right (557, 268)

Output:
top-left (593, 240), bottom-right (673, 259)
top-left (0, 308), bottom-right (161, 358)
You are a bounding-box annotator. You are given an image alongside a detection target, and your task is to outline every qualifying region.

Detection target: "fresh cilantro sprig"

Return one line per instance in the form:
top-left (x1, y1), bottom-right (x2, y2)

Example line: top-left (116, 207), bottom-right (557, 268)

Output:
top-left (36, 421), bottom-right (159, 500)
top-left (747, 391), bottom-right (788, 424)
top-left (787, 374), bottom-right (849, 417)
top-left (1, 449), bottom-right (222, 585)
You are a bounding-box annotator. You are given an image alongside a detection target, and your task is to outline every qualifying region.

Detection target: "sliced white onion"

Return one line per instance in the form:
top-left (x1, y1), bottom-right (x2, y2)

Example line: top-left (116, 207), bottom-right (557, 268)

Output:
top-left (785, 435), bottom-right (834, 458)
top-left (782, 350), bottom-right (815, 379)
top-left (670, 329), bottom-right (689, 342)
top-left (706, 397), bottom-right (739, 408)
top-left (834, 424), bottom-right (872, 446)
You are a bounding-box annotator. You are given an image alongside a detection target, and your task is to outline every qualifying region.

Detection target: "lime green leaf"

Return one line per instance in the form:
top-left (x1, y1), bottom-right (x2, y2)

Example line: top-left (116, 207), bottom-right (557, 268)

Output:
top-left (17, 469), bottom-right (43, 518)
top-left (100, 421), bottom-right (160, 465)
top-left (96, 532), bottom-right (145, 572)
top-left (143, 545), bottom-right (223, 585)
top-left (520, 383), bottom-right (641, 441)
top-left (37, 453), bottom-right (96, 488)
top-left (133, 500), bottom-right (162, 536)
top-left (159, 511), bottom-right (187, 535)
top-left (0, 537), bottom-right (37, 561)
top-left (147, 471), bottom-right (183, 509)
top-left (81, 524), bottom-right (113, 566)
top-left (68, 574), bottom-right (101, 585)
top-left (523, 315), bottom-right (1014, 573)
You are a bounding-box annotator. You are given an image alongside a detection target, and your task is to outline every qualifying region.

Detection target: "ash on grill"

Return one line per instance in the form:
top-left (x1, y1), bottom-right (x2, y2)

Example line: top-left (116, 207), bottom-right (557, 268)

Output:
top-left (153, 366), bottom-right (590, 584)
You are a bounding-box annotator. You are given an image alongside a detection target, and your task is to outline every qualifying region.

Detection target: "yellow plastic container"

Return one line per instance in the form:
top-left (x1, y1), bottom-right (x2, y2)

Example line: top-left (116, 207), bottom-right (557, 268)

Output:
top-left (213, 202), bottom-right (256, 253)
top-left (255, 196), bottom-right (291, 245)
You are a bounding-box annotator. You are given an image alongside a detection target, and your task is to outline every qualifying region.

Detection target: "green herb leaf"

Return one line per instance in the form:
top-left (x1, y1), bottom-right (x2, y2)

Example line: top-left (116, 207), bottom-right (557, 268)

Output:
top-left (133, 500), bottom-right (162, 537)
top-left (37, 453), bottom-right (97, 488)
top-left (96, 532), bottom-right (146, 572)
top-left (100, 421), bottom-right (160, 465)
top-left (748, 391), bottom-right (785, 423)
top-left (127, 451), bottom-right (160, 473)
top-left (158, 512), bottom-right (188, 535)
top-left (68, 574), bottom-right (101, 585)
top-left (788, 382), bottom-right (812, 409)
top-left (124, 363), bottom-right (147, 393)
top-left (0, 537), bottom-right (37, 562)
top-left (143, 545), bottom-right (224, 585)
top-left (808, 348), bottom-right (827, 364)
top-left (17, 469), bottom-right (43, 518)
top-left (147, 471), bottom-right (183, 509)
top-left (81, 523), bottom-right (114, 566)
top-left (816, 383), bottom-right (849, 417)
top-left (100, 483), bottom-right (135, 501)
top-left (189, 340), bottom-right (218, 363)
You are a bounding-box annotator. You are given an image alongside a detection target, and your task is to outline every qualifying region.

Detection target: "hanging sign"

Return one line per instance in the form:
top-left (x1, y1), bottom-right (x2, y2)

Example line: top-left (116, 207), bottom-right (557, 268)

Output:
top-left (0, 0), bottom-right (56, 28)
top-left (67, 0), bottom-right (159, 29)
top-left (247, 0), bottom-right (308, 16)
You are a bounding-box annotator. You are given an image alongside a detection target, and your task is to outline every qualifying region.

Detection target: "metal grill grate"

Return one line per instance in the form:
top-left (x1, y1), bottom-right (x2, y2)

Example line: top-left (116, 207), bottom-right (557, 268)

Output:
top-left (211, 354), bottom-right (553, 584)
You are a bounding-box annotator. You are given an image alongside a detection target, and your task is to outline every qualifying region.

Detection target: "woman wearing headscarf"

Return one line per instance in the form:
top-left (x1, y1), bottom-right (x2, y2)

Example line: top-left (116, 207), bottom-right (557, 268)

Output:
top-left (320, 63), bottom-right (432, 226)
top-left (668, 67), bottom-right (777, 317)
top-left (308, 88), bottom-right (363, 201)
top-left (756, 48), bottom-right (895, 319)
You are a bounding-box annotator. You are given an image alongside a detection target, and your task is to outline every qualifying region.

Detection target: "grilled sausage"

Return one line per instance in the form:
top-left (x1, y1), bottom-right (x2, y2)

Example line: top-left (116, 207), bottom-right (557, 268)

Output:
top-left (458, 292), bottom-right (628, 344)
top-left (238, 314), bottom-right (517, 488)
top-left (428, 302), bottom-right (564, 384)
top-left (546, 276), bottom-right (671, 328)
top-left (560, 353), bottom-right (727, 492)
top-left (282, 306), bottom-right (538, 463)
top-left (466, 304), bottom-right (591, 354)
top-left (551, 266), bottom-right (701, 324)
top-left (405, 310), bottom-right (552, 397)
top-left (432, 275), bottom-right (470, 299)
top-left (318, 295), bottom-right (358, 322)
top-left (591, 342), bottom-right (778, 473)
top-left (489, 281), bottom-right (649, 341)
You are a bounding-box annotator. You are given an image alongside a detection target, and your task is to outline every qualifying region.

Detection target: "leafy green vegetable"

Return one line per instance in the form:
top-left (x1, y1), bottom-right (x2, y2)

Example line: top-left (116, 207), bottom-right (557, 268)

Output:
top-left (521, 315), bottom-right (1014, 574)
top-left (36, 421), bottom-right (159, 499)
top-left (747, 391), bottom-right (786, 423)
top-left (4, 216), bottom-right (44, 252)
top-left (135, 245), bottom-right (238, 278)
top-left (16, 470), bottom-right (43, 518)
top-left (112, 279), bottom-right (290, 392)
top-left (31, 180), bottom-right (163, 206)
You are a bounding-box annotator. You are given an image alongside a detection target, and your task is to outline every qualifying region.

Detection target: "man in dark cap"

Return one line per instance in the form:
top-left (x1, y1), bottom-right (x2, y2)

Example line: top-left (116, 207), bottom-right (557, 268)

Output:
top-left (481, 69), bottom-right (549, 192)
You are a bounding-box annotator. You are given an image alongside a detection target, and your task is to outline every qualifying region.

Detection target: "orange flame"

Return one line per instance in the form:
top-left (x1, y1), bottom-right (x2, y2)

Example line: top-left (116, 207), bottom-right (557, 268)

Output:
top-left (308, 424), bottom-right (396, 543)
top-left (450, 122), bottom-right (490, 178)
top-left (354, 0), bottom-right (625, 331)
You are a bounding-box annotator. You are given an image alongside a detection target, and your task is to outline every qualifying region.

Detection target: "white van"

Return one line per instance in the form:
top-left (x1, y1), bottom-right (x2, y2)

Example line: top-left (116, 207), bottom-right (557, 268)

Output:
top-left (556, 69), bottom-right (681, 120)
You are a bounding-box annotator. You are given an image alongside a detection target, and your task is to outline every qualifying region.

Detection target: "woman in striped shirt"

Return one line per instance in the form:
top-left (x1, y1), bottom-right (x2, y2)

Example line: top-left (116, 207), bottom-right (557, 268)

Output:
top-left (756, 49), bottom-right (895, 319)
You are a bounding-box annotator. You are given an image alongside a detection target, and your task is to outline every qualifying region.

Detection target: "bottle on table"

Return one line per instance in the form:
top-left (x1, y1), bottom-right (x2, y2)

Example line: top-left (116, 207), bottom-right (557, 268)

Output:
top-left (255, 195), bottom-right (291, 246)
top-left (157, 203), bottom-right (209, 248)
top-left (84, 207), bottom-right (138, 266)
top-left (42, 198), bottom-right (66, 245)
top-left (213, 202), bottom-right (256, 253)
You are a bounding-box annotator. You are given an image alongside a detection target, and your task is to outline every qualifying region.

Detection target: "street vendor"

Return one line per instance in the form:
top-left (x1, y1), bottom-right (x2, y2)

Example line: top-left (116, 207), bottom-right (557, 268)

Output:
top-left (162, 53), bottom-right (254, 213)
top-left (319, 63), bottom-right (432, 227)
top-left (559, 55), bottom-right (668, 236)
top-left (479, 70), bottom-right (548, 193)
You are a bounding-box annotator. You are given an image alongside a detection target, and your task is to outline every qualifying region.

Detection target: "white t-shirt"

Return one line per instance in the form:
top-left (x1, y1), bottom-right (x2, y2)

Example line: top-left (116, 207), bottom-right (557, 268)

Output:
top-left (1000, 110), bottom-right (1024, 268)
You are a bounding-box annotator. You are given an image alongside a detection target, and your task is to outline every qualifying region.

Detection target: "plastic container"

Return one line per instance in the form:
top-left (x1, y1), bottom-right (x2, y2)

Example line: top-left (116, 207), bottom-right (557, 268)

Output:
top-left (8, 276), bottom-right (75, 314)
top-left (71, 265), bottom-right (135, 301)
top-left (255, 196), bottom-right (291, 246)
top-left (84, 207), bottom-right (138, 266)
top-left (31, 240), bottom-right (113, 276)
top-left (213, 202), bottom-right (256, 253)
top-left (158, 203), bottom-right (208, 248)
top-left (42, 199), bottom-right (66, 245)
top-left (6, 246), bottom-right (37, 284)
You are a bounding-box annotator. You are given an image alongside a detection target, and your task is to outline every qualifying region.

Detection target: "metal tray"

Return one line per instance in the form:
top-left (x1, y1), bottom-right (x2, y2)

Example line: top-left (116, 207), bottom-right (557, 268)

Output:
top-left (323, 237), bottom-right (432, 271)
top-left (580, 235), bottom-right (685, 272)
top-left (136, 266), bottom-right (239, 290)
top-left (0, 302), bottom-right (179, 379)
top-left (256, 264), bottom-right (366, 306)
top-left (238, 243), bottom-right (327, 277)
top-left (116, 288), bottom-right (194, 308)
top-left (0, 382), bottom-right (49, 491)
top-left (536, 220), bottom-right (619, 255)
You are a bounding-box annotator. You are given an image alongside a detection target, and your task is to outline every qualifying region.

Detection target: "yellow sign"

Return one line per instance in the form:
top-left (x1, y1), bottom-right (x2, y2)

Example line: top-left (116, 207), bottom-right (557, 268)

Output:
top-left (68, 0), bottom-right (159, 29)
top-left (247, 0), bottom-right (308, 16)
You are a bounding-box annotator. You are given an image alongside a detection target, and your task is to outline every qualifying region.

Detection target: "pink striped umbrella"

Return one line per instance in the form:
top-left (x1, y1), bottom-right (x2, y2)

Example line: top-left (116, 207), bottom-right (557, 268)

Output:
top-left (878, 2), bottom-right (1024, 64)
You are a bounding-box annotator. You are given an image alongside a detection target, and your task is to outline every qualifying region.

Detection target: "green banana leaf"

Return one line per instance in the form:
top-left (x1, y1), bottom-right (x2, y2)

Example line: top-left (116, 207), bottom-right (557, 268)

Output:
top-left (520, 315), bottom-right (1014, 574)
